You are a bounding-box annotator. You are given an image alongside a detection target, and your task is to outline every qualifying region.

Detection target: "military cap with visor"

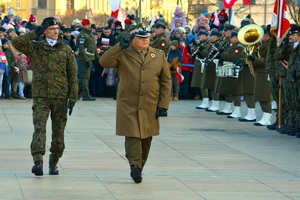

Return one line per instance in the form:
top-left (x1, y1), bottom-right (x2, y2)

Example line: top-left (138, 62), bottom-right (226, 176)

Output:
top-left (129, 23), bottom-right (151, 38)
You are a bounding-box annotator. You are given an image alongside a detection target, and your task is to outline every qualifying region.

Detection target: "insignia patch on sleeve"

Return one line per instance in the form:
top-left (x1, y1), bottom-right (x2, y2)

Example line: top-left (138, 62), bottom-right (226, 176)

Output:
top-left (78, 36), bottom-right (86, 45)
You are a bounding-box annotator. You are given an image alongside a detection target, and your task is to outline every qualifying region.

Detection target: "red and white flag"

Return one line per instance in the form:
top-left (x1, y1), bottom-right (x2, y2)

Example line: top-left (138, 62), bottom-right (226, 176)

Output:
top-left (176, 68), bottom-right (184, 83)
top-left (109, 0), bottom-right (121, 18)
top-left (243, 0), bottom-right (251, 5)
top-left (212, 11), bottom-right (220, 28)
top-left (270, 0), bottom-right (291, 46)
top-left (223, 0), bottom-right (237, 8)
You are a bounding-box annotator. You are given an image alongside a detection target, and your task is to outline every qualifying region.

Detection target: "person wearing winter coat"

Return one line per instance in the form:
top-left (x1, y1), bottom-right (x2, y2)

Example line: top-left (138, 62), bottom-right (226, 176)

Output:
top-left (178, 37), bottom-right (193, 99)
top-left (99, 23), bottom-right (171, 183)
top-left (15, 53), bottom-right (31, 99)
top-left (170, 6), bottom-right (187, 31)
top-left (167, 40), bottom-right (182, 100)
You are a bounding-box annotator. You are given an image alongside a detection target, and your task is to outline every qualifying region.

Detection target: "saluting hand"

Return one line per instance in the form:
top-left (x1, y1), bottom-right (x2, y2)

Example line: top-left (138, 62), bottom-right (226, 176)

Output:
top-left (119, 36), bottom-right (131, 49)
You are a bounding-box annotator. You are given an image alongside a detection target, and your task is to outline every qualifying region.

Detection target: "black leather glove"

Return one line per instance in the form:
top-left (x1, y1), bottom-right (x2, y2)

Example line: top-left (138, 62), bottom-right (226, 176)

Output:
top-left (170, 67), bottom-right (175, 70)
top-left (35, 25), bottom-right (48, 36)
top-left (119, 36), bottom-right (131, 49)
top-left (247, 55), bottom-right (255, 61)
top-left (156, 107), bottom-right (168, 119)
top-left (68, 100), bottom-right (75, 116)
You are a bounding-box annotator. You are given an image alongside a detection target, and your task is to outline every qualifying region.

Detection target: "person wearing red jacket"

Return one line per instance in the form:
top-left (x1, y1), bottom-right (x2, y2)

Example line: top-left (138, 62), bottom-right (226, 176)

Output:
top-left (178, 37), bottom-right (193, 99)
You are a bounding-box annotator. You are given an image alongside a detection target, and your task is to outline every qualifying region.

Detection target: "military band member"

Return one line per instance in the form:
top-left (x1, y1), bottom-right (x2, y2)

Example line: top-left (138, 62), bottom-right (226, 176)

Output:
top-left (201, 28), bottom-right (222, 112)
top-left (247, 26), bottom-right (272, 126)
top-left (215, 24), bottom-right (236, 115)
top-left (190, 29), bottom-right (210, 109)
top-left (150, 20), bottom-right (169, 56)
top-left (218, 30), bottom-right (244, 118)
top-left (266, 32), bottom-right (279, 130)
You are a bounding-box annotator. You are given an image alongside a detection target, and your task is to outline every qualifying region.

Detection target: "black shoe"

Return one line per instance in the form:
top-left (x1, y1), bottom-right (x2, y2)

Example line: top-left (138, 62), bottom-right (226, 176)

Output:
top-left (83, 96), bottom-right (96, 101)
top-left (216, 111), bottom-right (232, 115)
top-left (238, 118), bottom-right (256, 122)
top-left (49, 163), bottom-right (59, 175)
top-left (130, 165), bottom-right (142, 183)
top-left (253, 122), bottom-right (264, 126)
top-left (267, 121), bottom-right (278, 130)
top-left (32, 160), bottom-right (43, 176)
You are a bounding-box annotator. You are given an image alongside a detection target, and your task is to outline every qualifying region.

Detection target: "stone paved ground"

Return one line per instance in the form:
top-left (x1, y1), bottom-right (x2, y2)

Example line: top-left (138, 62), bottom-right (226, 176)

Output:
top-left (0, 98), bottom-right (299, 200)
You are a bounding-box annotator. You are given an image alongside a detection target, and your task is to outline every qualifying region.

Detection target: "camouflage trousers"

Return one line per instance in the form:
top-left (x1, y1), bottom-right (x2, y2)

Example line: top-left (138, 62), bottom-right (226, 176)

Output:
top-left (31, 98), bottom-right (68, 163)
top-left (79, 60), bottom-right (92, 97)
top-left (282, 78), bottom-right (296, 127)
top-left (125, 136), bottom-right (152, 171)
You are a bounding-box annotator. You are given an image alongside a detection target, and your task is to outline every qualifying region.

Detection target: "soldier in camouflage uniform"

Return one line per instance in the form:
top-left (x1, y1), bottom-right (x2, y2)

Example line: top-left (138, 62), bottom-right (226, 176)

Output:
top-left (285, 25), bottom-right (300, 137)
top-left (77, 18), bottom-right (98, 101)
top-left (150, 20), bottom-right (169, 56)
top-left (11, 17), bottom-right (78, 176)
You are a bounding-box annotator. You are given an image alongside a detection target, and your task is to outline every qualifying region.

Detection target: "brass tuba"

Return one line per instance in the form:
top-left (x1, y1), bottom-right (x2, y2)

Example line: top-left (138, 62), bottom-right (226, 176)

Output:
top-left (237, 24), bottom-right (264, 76)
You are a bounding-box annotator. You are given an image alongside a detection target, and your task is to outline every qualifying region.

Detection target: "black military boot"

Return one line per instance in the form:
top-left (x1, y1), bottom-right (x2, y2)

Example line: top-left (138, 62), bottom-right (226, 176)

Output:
top-left (32, 160), bottom-right (43, 176)
top-left (83, 96), bottom-right (96, 101)
top-left (267, 120), bottom-right (278, 130)
top-left (130, 165), bottom-right (142, 183)
top-left (49, 163), bottom-right (59, 175)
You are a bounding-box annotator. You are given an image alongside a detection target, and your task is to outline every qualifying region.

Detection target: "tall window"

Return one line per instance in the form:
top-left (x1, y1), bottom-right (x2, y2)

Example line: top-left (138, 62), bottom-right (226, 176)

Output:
top-left (17, 0), bottom-right (21, 9)
top-left (38, 0), bottom-right (47, 9)
top-left (66, 0), bottom-right (74, 9)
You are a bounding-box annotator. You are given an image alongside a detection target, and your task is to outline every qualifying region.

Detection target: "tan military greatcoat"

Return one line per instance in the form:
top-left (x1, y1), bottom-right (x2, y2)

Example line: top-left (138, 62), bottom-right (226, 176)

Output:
top-left (100, 44), bottom-right (171, 139)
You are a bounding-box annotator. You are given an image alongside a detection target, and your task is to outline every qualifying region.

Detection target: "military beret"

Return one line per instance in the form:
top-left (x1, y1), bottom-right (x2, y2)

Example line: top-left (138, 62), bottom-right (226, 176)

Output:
top-left (41, 17), bottom-right (57, 28)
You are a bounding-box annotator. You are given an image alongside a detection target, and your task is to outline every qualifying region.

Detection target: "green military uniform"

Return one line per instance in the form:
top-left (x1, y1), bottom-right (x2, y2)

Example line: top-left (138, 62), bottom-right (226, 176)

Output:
top-left (274, 42), bottom-right (292, 131)
top-left (288, 40), bottom-right (300, 135)
top-left (190, 40), bottom-right (210, 102)
top-left (77, 27), bottom-right (98, 98)
top-left (218, 42), bottom-right (243, 99)
top-left (150, 33), bottom-right (169, 56)
top-left (11, 31), bottom-right (78, 163)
